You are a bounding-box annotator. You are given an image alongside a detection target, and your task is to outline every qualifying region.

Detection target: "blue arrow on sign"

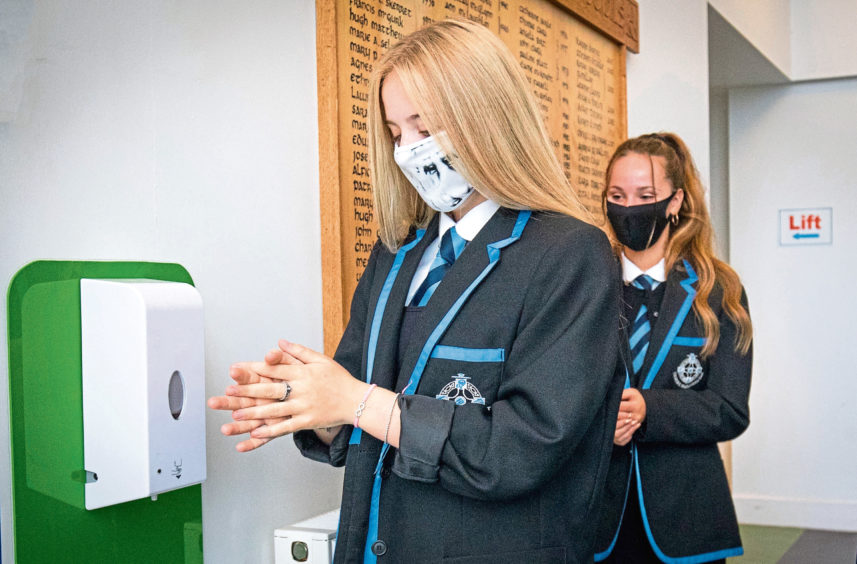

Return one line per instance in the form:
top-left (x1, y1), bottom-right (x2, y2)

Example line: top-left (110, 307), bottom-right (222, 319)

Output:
top-left (793, 233), bottom-right (820, 239)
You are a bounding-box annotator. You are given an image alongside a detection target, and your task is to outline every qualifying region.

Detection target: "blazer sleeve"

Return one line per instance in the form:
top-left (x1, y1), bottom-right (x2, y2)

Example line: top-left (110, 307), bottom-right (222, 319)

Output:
top-left (293, 241), bottom-right (382, 466)
top-left (394, 225), bottom-right (623, 501)
top-left (638, 289), bottom-right (752, 445)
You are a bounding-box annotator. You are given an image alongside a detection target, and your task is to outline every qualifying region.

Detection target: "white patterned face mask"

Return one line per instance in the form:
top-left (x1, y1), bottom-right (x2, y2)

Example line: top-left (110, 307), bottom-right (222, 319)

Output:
top-left (393, 135), bottom-right (475, 213)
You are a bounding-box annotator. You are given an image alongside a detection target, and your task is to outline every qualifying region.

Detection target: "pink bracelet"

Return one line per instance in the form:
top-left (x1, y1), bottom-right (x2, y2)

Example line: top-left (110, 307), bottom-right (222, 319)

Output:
top-left (353, 384), bottom-right (377, 428)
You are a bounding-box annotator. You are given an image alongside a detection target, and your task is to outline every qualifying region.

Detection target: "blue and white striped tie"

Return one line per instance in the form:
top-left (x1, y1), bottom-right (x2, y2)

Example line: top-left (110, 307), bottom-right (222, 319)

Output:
top-left (629, 274), bottom-right (657, 375)
top-left (410, 226), bottom-right (466, 306)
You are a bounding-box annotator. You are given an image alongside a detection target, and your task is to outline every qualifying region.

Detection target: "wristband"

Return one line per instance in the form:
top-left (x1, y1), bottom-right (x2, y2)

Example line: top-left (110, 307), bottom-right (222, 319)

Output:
top-left (384, 393), bottom-right (400, 444)
top-left (354, 384), bottom-right (377, 428)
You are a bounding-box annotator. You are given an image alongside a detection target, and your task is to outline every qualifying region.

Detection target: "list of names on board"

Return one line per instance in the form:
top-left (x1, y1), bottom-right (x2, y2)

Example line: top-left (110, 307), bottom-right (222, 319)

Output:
top-left (337, 0), bottom-right (627, 289)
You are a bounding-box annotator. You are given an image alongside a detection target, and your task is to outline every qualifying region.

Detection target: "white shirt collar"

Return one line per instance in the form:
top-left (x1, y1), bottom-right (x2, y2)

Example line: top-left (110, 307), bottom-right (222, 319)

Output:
top-left (621, 253), bottom-right (666, 285)
top-left (438, 199), bottom-right (501, 241)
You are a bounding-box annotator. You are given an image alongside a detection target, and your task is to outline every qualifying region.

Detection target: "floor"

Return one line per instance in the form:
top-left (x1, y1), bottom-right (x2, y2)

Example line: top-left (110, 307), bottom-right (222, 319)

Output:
top-left (731, 524), bottom-right (857, 563)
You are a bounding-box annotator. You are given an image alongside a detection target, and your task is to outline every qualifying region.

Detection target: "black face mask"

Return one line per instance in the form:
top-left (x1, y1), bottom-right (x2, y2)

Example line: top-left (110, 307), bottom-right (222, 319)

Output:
top-left (606, 196), bottom-right (673, 251)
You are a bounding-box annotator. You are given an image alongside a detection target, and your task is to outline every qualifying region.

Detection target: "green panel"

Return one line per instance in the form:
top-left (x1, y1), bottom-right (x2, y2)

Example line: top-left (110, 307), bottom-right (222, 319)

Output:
top-left (7, 261), bottom-right (204, 564)
top-left (22, 279), bottom-right (85, 508)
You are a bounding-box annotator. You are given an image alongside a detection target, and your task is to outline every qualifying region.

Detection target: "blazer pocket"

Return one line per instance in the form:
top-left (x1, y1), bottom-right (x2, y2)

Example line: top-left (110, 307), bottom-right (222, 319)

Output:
top-left (428, 346), bottom-right (505, 406)
top-left (672, 336), bottom-right (706, 347)
top-left (431, 345), bottom-right (505, 363)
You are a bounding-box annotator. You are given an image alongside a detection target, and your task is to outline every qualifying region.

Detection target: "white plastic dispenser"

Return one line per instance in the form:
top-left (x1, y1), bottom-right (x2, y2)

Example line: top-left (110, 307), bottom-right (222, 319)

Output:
top-left (80, 278), bottom-right (206, 510)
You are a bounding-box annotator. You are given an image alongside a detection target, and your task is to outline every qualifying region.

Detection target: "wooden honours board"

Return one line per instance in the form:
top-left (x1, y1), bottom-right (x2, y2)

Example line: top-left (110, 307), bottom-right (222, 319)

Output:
top-left (317, 0), bottom-right (638, 353)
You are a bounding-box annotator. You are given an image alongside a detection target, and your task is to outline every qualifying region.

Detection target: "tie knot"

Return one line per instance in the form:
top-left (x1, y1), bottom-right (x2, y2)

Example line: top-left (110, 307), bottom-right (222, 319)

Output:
top-left (439, 226), bottom-right (466, 264)
top-left (632, 274), bottom-right (655, 291)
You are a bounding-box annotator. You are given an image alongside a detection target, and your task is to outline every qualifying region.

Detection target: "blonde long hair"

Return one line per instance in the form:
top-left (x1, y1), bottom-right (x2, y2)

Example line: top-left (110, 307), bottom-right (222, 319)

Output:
top-left (368, 19), bottom-right (589, 251)
top-left (603, 133), bottom-right (752, 357)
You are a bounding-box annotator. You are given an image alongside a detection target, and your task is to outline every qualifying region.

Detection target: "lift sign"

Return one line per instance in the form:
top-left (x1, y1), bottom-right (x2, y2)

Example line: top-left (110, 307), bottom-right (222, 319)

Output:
top-left (779, 207), bottom-right (832, 246)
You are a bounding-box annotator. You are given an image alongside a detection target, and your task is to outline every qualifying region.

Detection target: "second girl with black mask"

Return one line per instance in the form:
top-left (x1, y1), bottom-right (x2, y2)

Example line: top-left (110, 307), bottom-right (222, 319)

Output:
top-left (595, 133), bottom-right (754, 564)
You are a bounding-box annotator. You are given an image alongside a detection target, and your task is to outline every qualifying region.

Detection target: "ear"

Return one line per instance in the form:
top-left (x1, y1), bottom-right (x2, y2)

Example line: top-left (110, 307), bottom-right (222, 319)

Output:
top-left (668, 188), bottom-right (684, 216)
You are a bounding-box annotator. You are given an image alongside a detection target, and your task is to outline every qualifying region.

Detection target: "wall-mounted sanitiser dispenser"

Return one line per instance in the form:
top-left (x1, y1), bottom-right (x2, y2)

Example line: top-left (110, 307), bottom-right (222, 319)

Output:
top-left (80, 278), bottom-right (205, 510)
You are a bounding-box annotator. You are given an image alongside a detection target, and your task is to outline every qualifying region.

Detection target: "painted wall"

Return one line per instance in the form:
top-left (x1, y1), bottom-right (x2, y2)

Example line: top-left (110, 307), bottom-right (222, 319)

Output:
top-left (710, 0), bottom-right (857, 82)
top-left (708, 0), bottom-right (791, 76)
top-left (0, 2), bottom-right (342, 563)
top-left (625, 0), bottom-right (711, 188)
top-left (728, 78), bottom-right (857, 531)
top-left (790, 0), bottom-right (857, 80)
top-left (708, 89), bottom-right (729, 258)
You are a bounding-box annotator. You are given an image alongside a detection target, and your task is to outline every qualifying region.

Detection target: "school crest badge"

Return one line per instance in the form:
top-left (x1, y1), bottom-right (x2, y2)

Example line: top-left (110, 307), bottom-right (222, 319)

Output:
top-left (673, 353), bottom-right (704, 388)
top-left (436, 373), bottom-right (486, 405)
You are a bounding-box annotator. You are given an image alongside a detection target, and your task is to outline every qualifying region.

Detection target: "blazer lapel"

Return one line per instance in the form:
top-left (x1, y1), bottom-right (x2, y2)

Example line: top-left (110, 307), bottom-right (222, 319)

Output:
top-left (639, 260), bottom-right (698, 389)
top-left (364, 215), bottom-right (438, 390)
top-left (396, 208), bottom-right (524, 394)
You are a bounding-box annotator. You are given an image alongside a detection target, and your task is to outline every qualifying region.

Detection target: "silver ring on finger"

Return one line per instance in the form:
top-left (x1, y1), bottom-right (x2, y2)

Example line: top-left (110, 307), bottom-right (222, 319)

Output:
top-left (277, 382), bottom-right (291, 402)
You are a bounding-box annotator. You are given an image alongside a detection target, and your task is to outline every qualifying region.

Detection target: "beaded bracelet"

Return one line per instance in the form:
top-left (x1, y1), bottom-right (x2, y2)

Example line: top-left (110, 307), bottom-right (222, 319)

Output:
top-left (384, 393), bottom-right (400, 444)
top-left (353, 384), bottom-right (377, 429)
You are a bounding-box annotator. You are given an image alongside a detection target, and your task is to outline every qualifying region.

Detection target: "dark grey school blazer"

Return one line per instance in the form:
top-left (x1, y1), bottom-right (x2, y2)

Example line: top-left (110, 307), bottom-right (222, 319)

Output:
top-left (297, 208), bottom-right (625, 563)
top-left (595, 261), bottom-right (752, 563)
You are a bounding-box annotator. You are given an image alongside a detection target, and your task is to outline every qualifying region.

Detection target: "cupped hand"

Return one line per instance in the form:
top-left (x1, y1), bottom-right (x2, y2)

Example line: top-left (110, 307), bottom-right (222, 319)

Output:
top-left (208, 340), bottom-right (363, 451)
top-left (207, 339), bottom-right (306, 452)
top-left (613, 387), bottom-right (646, 446)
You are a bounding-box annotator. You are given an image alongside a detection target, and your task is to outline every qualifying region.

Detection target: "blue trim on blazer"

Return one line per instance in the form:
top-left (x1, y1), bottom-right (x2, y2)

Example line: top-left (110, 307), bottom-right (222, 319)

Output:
top-left (673, 336), bottom-right (706, 347)
top-left (628, 260), bottom-right (743, 562)
top-left (402, 210), bottom-right (530, 397)
top-left (634, 453), bottom-right (743, 563)
top-left (430, 345), bottom-right (505, 363)
top-left (350, 231), bottom-right (426, 447)
top-left (641, 260), bottom-right (698, 390)
top-left (363, 470), bottom-right (384, 563)
top-left (594, 443), bottom-right (636, 562)
top-left (362, 210), bottom-right (531, 564)
top-left (594, 360), bottom-right (632, 561)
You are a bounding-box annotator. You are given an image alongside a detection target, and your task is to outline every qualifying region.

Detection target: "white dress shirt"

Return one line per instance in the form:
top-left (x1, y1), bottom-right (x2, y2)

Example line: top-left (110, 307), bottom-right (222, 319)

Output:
top-left (621, 253), bottom-right (666, 288)
top-left (406, 199), bottom-right (501, 305)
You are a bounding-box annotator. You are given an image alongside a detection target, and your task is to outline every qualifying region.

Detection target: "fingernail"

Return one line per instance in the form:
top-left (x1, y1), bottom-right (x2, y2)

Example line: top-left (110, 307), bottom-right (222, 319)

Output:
top-left (225, 386), bottom-right (236, 395)
top-left (233, 411), bottom-right (243, 421)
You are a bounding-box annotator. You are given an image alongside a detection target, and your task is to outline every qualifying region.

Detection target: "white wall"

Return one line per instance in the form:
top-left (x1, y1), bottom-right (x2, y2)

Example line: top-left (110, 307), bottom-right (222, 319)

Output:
top-left (790, 0), bottom-right (857, 80)
top-left (626, 0), bottom-right (711, 188)
top-left (728, 78), bottom-right (857, 531)
top-left (710, 0), bottom-right (857, 82)
top-left (708, 0), bottom-right (791, 76)
top-left (708, 89), bottom-right (729, 258)
top-left (0, 2), bottom-right (343, 563)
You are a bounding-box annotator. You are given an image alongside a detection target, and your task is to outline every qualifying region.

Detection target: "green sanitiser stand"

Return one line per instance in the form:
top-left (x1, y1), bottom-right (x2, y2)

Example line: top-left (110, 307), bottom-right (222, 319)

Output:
top-left (6, 261), bottom-right (203, 563)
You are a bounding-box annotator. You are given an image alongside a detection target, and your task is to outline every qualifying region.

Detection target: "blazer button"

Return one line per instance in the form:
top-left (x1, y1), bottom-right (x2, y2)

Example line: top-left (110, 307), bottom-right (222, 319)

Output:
top-left (371, 540), bottom-right (387, 556)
